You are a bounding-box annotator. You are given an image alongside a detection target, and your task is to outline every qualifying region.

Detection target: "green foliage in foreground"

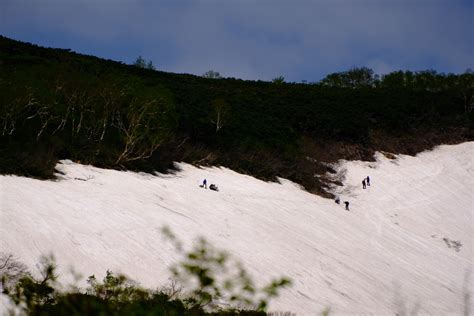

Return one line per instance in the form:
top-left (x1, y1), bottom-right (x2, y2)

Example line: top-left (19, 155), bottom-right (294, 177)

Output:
top-left (0, 232), bottom-right (291, 315)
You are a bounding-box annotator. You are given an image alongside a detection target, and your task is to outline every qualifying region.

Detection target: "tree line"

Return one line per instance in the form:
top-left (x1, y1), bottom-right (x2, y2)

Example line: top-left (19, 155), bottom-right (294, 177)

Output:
top-left (1, 36), bottom-right (472, 196)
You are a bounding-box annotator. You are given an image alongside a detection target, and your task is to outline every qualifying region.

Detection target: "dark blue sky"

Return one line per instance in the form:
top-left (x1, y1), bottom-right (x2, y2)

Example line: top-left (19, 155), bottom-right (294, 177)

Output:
top-left (1, 0), bottom-right (473, 82)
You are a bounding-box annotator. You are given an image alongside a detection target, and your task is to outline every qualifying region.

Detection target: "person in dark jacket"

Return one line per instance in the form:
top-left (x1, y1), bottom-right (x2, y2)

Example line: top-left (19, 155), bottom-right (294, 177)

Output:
top-left (209, 184), bottom-right (219, 191)
top-left (362, 179), bottom-right (366, 189)
top-left (344, 201), bottom-right (350, 211)
top-left (202, 179), bottom-right (207, 189)
top-left (366, 176), bottom-right (370, 186)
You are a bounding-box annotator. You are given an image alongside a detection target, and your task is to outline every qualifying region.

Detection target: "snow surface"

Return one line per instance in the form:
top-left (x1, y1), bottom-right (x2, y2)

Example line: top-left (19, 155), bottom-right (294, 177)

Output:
top-left (1, 142), bottom-right (473, 315)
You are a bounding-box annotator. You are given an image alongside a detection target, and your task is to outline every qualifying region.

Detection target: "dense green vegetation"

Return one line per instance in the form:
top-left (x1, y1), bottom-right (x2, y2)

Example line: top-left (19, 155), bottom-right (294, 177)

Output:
top-left (0, 36), bottom-right (472, 196)
top-left (1, 232), bottom-right (291, 315)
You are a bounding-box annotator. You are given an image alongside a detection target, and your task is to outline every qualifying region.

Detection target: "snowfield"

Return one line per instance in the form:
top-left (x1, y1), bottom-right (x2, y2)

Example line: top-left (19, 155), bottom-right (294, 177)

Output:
top-left (1, 142), bottom-right (473, 315)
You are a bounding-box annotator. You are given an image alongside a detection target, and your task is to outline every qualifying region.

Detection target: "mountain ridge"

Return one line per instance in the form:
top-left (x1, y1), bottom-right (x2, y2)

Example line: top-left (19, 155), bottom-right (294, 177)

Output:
top-left (0, 35), bottom-right (472, 197)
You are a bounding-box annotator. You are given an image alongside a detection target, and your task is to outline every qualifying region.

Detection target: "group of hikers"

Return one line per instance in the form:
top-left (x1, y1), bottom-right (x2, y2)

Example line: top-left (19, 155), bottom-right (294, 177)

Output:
top-left (200, 179), bottom-right (219, 191)
top-left (334, 196), bottom-right (350, 211)
top-left (335, 176), bottom-right (371, 211)
top-left (362, 176), bottom-right (370, 189)
top-left (200, 176), bottom-right (371, 209)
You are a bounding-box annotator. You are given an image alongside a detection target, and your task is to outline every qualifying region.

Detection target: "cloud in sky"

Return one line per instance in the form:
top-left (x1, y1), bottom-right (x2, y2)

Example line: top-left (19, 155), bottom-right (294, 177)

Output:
top-left (1, 0), bottom-right (473, 81)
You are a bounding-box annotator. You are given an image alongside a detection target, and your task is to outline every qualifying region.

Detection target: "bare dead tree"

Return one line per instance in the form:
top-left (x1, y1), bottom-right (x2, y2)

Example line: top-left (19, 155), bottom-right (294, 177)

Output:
top-left (193, 152), bottom-right (215, 165)
top-left (1, 95), bottom-right (40, 136)
top-left (21, 96), bottom-right (56, 141)
top-left (1, 111), bottom-right (17, 136)
top-left (210, 99), bottom-right (229, 133)
top-left (159, 279), bottom-right (183, 300)
top-left (74, 91), bottom-right (90, 136)
top-left (0, 252), bottom-right (29, 292)
top-left (462, 91), bottom-right (473, 113)
top-left (113, 98), bottom-right (167, 164)
top-left (52, 90), bottom-right (74, 135)
top-left (95, 84), bottom-right (127, 143)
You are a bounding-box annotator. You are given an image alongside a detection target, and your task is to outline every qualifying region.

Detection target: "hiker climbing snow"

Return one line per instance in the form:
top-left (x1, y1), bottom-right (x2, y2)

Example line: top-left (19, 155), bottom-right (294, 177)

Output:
top-left (344, 201), bottom-right (350, 211)
top-left (362, 179), bottom-right (366, 189)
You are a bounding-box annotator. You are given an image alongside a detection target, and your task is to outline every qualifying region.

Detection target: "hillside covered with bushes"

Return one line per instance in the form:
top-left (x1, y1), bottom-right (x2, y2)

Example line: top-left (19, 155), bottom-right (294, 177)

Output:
top-left (0, 36), bottom-right (472, 197)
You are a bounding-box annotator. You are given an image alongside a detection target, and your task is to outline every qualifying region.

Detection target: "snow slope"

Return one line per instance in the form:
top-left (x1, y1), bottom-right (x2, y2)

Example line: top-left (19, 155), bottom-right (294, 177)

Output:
top-left (1, 142), bottom-right (473, 315)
